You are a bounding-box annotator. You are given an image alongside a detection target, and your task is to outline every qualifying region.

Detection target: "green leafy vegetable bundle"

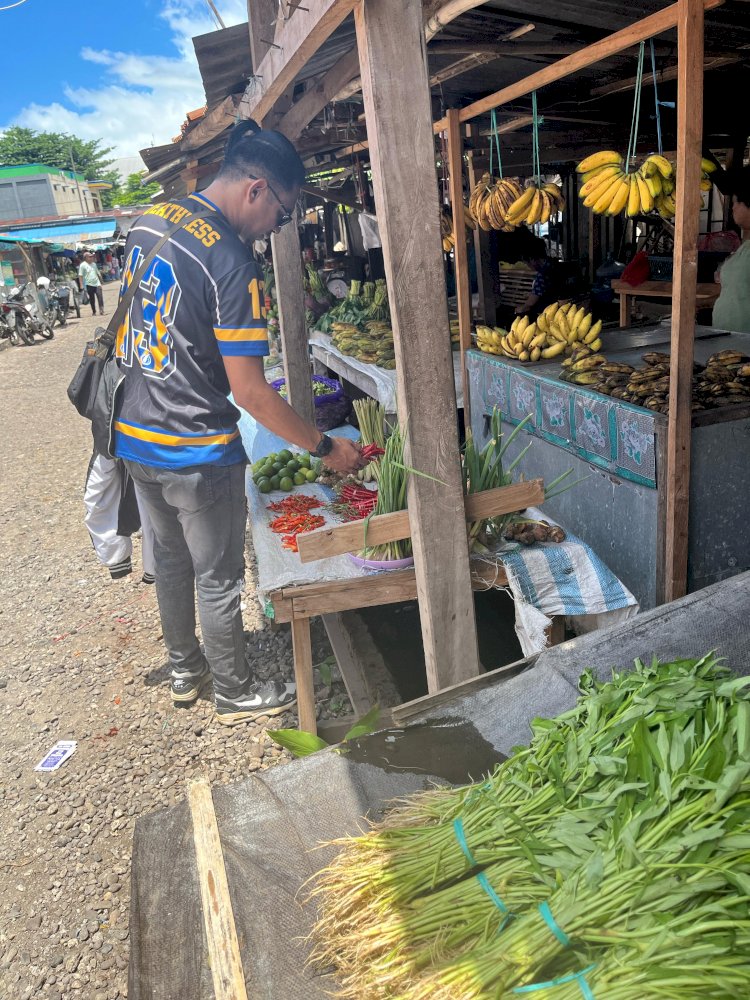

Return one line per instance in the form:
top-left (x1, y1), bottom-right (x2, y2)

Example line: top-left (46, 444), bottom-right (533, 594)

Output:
top-left (310, 654), bottom-right (750, 998)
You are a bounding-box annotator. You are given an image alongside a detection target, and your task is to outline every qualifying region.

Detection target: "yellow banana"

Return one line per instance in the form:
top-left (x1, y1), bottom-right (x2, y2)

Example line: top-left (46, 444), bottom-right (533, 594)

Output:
top-left (635, 174), bottom-right (654, 213)
top-left (584, 319), bottom-right (603, 344)
top-left (579, 165), bottom-right (621, 198)
top-left (538, 190), bottom-right (553, 225)
top-left (626, 175), bottom-right (641, 217)
top-left (517, 315), bottom-right (530, 336)
top-left (519, 350), bottom-right (530, 362)
top-left (588, 337), bottom-right (603, 352)
top-left (530, 346), bottom-right (542, 362)
top-left (578, 313), bottom-right (592, 338)
top-left (592, 174), bottom-right (625, 214)
top-left (555, 312), bottom-right (570, 339)
top-left (542, 341), bottom-right (567, 359)
top-left (510, 316), bottom-right (520, 334)
top-left (645, 173), bottom-right (662, 199)
top-left (701, 157), bottom-right (717, 174)
top-left (544, 302), bottom-right (560, 321)
top-left (522, 323), bottom-right (537, 348)
top-left (530, 330), bottom-right (547, 349)
top-left (583, 169), bottom-right (624, 208)
top-left (607, 176), bottom-right (631, 216)
top-left (571, 354), bottom-right (606, 372)
top-left (536, 313), bottom-right (549, 334)
top-left (568, 371), bottom-right (601, 385)
top-left (577, 150), bottom-right (624, 173)
top-left (700, 178), bottom-right (712, 191)
top-left (505, 185), bottom-right (537, 224)
top-left (646, 154), bottom-right (674, 179)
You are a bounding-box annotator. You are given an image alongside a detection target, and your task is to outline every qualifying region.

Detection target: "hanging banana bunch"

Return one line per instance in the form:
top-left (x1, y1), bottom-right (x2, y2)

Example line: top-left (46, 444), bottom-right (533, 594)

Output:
top-left (440, 206), bottom-right (477, 253)
top-left (469, 174), bottom-right (565, 232)
top-left (576, 150), bottom-right (717, 219)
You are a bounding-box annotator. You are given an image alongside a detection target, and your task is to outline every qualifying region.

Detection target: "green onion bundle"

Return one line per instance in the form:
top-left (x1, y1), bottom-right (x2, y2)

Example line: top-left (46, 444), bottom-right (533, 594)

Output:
top-left (309, 655), bottom-right (750, 999)
top-left (353, 398), bottom-right (387, 483)
top-left (360, 424), bottom-right (410, 561)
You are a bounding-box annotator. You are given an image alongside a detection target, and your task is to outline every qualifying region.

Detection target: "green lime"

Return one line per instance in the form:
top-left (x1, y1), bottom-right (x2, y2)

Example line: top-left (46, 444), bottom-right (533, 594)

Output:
top-left (260, 464), bottom-right (274, 478)
top-left (279, 476), bottom-right (294, 492)
top-left (270, 475), bottom-right (281, 491)
top-left (305, 468), bottom-right (317, 483)
top-left (277, 449), bottom-right (293, 463)
top-left (286, 460), bottom-right (300, 473)
top-left (257, 477), bottom-right (272, 494)
top-left (293, 471), bottom-right (306, 486)
top-left (299, 451), bottom-right (311, 467)
top-left (272, 461), bottom-right (284, 473)
top-left (252, 459), bottom-right (266, 473)
top-left (266, 452), bottom-right (277, 462)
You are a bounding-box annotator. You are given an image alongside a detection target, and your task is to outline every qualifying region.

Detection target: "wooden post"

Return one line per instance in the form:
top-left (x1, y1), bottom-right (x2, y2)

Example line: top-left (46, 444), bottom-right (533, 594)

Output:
top-left (271, 215), bottom-right (315, 424)
top-left (291, 618), bottom-right (317, 734)
top-left (664, 0), bottom-right (704, 602)
top-left (355, 0), bottom-right (481, 691)
top-left (467, 148), bottom-right (496, 324)
top-left (447, 109), bottom-right (472, 418)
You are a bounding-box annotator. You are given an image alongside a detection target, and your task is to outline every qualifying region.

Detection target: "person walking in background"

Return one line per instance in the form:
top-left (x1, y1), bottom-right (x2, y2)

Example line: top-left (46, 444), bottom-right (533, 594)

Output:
top-left (78, 252), bottom-right (105, 316)
top-left (114, 119), bottom-right (363, 726)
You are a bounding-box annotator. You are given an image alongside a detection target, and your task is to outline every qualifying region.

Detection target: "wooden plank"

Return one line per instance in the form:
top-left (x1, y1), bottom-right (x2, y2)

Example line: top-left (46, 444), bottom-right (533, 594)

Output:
top-left (447, 109), bottom-right (473, 422)
top-left (180, 95), bottom-right (241, 152)
top-left (272, 215), bottom-right (315, 424)
top-left (243, 0), bottom-right (357, 126)
top-left (431, 0), bottom-right (724, 131)
top-left (297, 479), bottom-right (544, 563)
top-left (591, 54), bottom-right (738, 97)
top-left (355, 0), bottom-right (481, 693)
top-left (301, 184), bottom-right (362, 211)
top-left (467, 135), bottom-right (497, 324)
top-left (291, 618), bottom-right (318, 734)
top-left (278, 47), bottom-right (361, 140)
top-left (187, 780), bottom-right (249, 1000)
top-left (430, 52), bottom-right (499, 87)
top-left (665, 0), bottom-right (705, 603)
top-left (322, 612), bottom-right (373, 716)
top-left (247, 0), bottom-right (277, 71)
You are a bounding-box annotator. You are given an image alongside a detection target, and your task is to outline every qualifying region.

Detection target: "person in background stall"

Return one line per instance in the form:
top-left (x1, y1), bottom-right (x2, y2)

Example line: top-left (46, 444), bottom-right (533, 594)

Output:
top-left (78, 252), bottom-right (105, 316)
top-left (712, 167), bottom-right (750, 334)
top-left (515, 236), bottom-right (566, 320)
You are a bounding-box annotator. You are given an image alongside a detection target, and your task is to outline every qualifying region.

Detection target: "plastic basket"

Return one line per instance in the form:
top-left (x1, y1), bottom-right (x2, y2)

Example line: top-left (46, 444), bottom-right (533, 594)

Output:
top-left (271, 374), bottom-right (344, 408)
top-left (648, 255), bottom-right (674, 281)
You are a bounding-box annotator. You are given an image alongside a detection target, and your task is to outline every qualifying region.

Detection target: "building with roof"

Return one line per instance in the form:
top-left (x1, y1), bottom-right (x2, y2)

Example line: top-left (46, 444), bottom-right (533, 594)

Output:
top-left (0, 164), bottom-right (104, 223)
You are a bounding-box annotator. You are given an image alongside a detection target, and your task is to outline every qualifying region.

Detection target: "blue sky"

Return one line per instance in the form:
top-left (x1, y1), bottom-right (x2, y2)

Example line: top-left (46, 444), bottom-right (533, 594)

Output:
top-left (0, 0), bottom-right (247, 160)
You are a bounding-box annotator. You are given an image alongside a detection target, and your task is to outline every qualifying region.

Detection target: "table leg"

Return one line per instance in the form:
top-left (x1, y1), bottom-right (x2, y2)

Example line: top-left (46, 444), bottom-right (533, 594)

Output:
top-left (291, 618), bottom-right (317, 735)
top-left (545, 615), bottom-right (566, 647)
top-left (619, 291), bottom-right (631, 328)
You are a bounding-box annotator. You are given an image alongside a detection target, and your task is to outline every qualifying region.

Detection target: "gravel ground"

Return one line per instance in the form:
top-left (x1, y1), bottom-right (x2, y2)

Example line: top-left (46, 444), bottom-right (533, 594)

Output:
top-left (0, 284), bottom-right (341, 999)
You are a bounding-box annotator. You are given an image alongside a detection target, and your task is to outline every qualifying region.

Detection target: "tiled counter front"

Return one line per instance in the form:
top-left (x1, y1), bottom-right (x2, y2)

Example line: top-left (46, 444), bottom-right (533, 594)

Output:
top-left (467, 350), bottom-right (658, 489)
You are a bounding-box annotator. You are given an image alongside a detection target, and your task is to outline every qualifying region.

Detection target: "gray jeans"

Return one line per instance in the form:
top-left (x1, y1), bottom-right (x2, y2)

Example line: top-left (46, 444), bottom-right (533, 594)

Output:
top-left (124, 460), bottom-right (249, 699)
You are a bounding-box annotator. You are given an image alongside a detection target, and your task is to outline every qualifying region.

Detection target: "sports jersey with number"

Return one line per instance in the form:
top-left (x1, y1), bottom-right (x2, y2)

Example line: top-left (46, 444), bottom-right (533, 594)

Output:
top-left (113, 191), bottom-right (268, 469)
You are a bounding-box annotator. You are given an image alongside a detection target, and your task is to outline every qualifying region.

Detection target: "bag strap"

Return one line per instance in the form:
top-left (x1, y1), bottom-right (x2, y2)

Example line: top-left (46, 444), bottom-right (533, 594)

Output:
top-left (100, 203), bottom-right (216, 346)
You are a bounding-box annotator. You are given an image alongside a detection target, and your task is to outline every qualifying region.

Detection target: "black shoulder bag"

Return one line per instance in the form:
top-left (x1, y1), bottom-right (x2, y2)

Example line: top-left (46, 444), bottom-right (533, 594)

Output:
top-left (67, 205), bottom-right (215, 458)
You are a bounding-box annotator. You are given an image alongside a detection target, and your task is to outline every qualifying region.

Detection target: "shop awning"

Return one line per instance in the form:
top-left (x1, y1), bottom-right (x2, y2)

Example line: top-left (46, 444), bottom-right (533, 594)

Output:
top-left (0, 218), bottom-right (116, 245)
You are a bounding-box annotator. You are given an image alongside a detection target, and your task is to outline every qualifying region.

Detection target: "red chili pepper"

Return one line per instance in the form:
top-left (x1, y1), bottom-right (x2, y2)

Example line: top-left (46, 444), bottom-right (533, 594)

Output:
top-left (361, 444), bottom-right (385, 460)
top-left (266, 494), bottom-right (322, 514)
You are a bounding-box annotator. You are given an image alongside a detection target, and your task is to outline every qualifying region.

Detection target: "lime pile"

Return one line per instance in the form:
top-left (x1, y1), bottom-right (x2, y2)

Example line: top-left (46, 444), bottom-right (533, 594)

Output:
top-left (251, 449), bottom-right (318, 494)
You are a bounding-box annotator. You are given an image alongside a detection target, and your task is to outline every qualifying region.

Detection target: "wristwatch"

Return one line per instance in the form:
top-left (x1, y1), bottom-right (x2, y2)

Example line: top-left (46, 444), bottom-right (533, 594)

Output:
top-left (311, 434), bottom-right (334, 458)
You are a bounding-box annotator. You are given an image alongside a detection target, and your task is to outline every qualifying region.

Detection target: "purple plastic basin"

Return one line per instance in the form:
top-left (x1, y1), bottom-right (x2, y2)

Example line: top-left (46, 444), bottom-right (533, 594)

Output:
top-left (348, 553), bottom-right (415, 572)
top-left (271, 374), bottom-right (344, 408)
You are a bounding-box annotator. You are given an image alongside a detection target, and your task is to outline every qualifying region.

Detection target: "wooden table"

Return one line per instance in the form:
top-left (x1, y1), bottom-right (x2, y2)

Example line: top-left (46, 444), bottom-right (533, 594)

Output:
top-left (611, 279), bottom-right (720, 328)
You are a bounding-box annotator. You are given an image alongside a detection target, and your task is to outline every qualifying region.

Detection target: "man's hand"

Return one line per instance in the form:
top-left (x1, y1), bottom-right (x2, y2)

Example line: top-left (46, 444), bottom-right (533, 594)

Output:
top-left (323, 436), bottom-right (365, 475)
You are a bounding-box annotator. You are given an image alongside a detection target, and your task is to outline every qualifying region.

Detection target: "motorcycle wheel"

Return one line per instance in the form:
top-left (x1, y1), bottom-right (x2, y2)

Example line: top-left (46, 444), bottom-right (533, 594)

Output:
top-left (14, 318), bottom-right (34, 346)
top-left (74, 299), bottom-right (81, 319)
top-left (38, 324), bottom-right (55, 340)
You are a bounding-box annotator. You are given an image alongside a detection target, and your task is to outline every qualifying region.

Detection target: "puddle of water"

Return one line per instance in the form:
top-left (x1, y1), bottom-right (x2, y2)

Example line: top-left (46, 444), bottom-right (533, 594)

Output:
top-left (343, 717), bottom-right (506, 785)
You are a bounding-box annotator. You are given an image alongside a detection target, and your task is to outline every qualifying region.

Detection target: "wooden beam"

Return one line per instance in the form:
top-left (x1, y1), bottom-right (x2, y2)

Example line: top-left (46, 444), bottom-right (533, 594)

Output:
top-left (665, 0), bottom-right (705, 602)
top-left (180, 95), bottom-right (241, 152)
top-left (243, 0), bottom-right (357, 126)
top-left (428, 41), bottom-right (579, 56)
top-left (592, 53), bottom-right (738, 96)
top-left (297, 480), bottom-right (545, 563)
top-left (335, 140), bottom-right (370, 159)
top-left (467, 136), bottom-right (497, 324)
top-left (355, 0), bottom-right (481, 694)
top-left (446, 108), bottom-right (473, 418)
top-left (278, 48), bottom-right (361, 140)
top-left (291, 619), bottom-right (317, 734)
top-left (187, 780), bottom-right (248, 1000)
top-left (430, 52), bottom-right (500, 87)
top-left (432, 0), bottom-right (724, 131)
top-left (247, 0), bottom-right (277, 71)
top-left (272, 214), bottom-right (315, 424)
top-left (301, 184), bottom-right (362, 211)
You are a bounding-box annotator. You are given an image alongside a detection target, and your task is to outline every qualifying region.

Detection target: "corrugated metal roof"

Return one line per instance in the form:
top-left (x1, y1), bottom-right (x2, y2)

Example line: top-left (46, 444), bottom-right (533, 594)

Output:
top-left (193, 23), bottom-right (253, 111)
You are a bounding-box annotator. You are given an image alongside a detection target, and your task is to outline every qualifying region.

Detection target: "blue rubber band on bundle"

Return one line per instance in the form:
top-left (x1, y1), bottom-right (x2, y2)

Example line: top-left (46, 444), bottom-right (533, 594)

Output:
top-left (538, 901), bottom-right (571, 947)
top-left (512, 964), bottom-right (596, 999)
top-left (453, 819), bottom-right (512, 923)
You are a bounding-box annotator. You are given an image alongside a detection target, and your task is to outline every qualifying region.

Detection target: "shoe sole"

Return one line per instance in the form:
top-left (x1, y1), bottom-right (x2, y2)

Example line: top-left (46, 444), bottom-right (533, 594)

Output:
top-left (216, 699), bottom-right (298, 727)
top-left (171, 673), bottom-right (211, 706)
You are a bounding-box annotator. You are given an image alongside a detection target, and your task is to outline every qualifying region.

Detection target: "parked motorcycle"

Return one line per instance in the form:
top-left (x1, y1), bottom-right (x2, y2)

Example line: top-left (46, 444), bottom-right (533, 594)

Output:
top-left (0, 290), bottom-right (34, 345)
top-left (38, 276), bottom-right (71, 327)
top-left (4, 283), bottom-right (54, 342)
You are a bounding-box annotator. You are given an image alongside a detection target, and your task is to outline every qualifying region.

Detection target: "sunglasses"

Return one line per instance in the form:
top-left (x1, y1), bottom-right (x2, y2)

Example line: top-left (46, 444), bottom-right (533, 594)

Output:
top-left (248, 174), bottom-right (295, 230)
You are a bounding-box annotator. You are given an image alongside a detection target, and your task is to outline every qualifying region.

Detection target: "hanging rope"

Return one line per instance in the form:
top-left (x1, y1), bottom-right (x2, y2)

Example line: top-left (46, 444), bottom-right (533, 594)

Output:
top-left (531, 91), bottom-right (542, 185)
top-left (649, 39), bottom-right (663, 155)
top-left (625, 42), bottom-right (646, 169)
top-left (489, 109), bottom-right (503, 178)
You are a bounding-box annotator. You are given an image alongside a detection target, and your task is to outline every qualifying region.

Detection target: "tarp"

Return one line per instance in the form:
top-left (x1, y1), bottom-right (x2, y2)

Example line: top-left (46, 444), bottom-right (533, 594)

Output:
top-left (0, 218), bottom-right (116, 244)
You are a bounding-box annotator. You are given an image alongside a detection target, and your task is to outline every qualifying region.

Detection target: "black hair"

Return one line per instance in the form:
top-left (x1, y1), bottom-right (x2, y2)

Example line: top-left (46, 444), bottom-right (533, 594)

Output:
top-left (218, 119), bottom-right (305, 193)
top-left (522, 235), bottom-right (548, 261)
top-left (730, 165), bottom-right (750, 209)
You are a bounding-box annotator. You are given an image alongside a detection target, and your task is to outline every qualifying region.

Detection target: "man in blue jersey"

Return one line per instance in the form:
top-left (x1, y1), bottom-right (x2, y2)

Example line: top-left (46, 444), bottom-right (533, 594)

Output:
top-left (115, 120), bottom-right (363, 725)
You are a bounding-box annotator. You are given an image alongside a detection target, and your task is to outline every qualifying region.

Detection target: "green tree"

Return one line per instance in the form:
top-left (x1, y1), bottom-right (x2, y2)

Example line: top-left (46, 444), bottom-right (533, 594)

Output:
top-left (0, 126), bottom-right (121, 205)
top-left (110, 171), bottom-right (160, 207)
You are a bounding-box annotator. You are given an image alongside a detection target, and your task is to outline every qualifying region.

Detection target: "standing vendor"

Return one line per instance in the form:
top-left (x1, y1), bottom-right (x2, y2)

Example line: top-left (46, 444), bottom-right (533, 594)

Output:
top-left (712, 167), bottom-right (750, 333)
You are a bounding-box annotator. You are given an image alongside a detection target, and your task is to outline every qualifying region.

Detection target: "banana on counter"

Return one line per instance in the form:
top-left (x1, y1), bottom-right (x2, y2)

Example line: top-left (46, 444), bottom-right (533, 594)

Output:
top-left (475, 300), bottom-right (602, 361)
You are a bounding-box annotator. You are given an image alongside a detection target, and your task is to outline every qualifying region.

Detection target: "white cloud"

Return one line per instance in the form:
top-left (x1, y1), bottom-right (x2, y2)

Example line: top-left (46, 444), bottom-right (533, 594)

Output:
top-left (3, 0), bottom-right (248, 160)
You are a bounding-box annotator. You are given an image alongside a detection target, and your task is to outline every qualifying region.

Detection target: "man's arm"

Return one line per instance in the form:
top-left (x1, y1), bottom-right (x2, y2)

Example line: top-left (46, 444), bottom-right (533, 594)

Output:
top-left (223, 355), bottom-right (362, 475)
